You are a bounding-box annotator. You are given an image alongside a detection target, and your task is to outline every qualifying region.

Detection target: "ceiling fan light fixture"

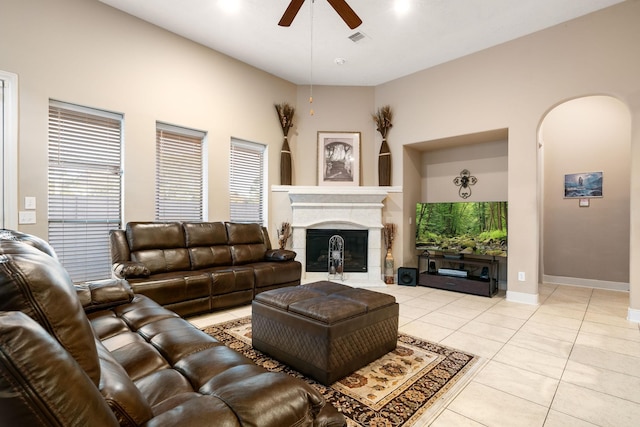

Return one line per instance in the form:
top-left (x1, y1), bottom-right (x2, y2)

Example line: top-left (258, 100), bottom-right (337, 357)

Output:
top-left (278, 0), bottom-right (362, 29)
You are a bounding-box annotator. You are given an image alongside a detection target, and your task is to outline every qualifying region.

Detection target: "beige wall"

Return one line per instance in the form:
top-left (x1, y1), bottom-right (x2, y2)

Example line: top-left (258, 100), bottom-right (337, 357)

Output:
top-left (3, 0), bottom-right (640, 313)
top-left (542, 96), bottom-right (630, 286)
top-left (421, 140), bottom-right (508, 203)
top-left (374, 1), bottom-right (640, 306)
top-left (1, 0), bottom-right (297, 237)
top-left (292, 85), bottom-right (375, 186)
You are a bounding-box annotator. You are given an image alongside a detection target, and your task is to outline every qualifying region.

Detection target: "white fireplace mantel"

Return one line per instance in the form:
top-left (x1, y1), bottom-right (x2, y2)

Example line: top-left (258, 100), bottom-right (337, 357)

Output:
top-left (273, 185), bottom-right (401, 287)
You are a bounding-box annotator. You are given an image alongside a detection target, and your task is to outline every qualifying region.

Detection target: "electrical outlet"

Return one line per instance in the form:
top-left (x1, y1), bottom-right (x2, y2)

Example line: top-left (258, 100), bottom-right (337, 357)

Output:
top-left (19, 211), bottom-right (36, 224)
top-left (518, 272), bottom-right (526, 281)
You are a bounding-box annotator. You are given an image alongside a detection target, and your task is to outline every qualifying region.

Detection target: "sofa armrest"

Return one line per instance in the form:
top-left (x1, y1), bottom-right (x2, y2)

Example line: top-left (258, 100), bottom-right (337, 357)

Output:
top-left (264, 249), bottom-right (297, 261)
top-left (0, 311), bottom-right (120, 427)
top-left (75, 279), bottom-right (134, 313)
top-left (112, 261), bottom-right (150, 279)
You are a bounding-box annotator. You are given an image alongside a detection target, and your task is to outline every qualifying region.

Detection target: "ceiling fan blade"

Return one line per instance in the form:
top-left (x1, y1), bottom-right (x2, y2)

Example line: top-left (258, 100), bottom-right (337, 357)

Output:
top-left (327, 0), bottom-right (362, 29)
top-left (278, 0), bottom-right (306, 27)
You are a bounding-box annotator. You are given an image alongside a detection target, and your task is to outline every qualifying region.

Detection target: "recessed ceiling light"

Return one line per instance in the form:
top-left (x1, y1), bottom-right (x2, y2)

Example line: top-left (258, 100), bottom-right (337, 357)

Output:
top-left (218, 0), bottom-right (240, 14)
top-left (394, 0), bottom-right (410, 15)
top-left (335, 58), bottom-right (346, 65)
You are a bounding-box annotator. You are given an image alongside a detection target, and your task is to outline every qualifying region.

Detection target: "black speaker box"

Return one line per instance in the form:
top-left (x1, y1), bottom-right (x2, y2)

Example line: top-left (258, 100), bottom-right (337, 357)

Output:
top-left (398, 267), bottom-right (418, 286)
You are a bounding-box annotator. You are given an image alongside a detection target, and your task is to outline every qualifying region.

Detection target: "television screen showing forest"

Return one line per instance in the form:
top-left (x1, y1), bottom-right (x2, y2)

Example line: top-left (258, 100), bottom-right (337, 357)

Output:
top-left (415, 201), bottom-right (508, 257)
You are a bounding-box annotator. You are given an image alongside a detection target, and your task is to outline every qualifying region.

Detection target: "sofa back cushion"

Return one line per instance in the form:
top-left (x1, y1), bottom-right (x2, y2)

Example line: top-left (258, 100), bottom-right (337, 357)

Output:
top-left (183, 222), bottom-right (233, 269)
top-left (0, 311), bottom-right (119, 427)
top-left (127, 222), bottom-right (190, 274)
top-left (226, 222), bottom-right (268, 265)
top-left (0, 235), bottom-right (102, 386)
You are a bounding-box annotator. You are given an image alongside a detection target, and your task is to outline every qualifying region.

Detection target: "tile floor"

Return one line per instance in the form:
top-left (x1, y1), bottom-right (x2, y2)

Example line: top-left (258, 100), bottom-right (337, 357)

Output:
top-left (189, 282), bottom-right (640, 427)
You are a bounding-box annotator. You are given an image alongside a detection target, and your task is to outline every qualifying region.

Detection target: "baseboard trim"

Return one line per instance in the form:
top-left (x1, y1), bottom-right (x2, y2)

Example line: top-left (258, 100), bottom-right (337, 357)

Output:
top-left (628, 308), bottom-right (640, 323)
top-left (543, 275), bottom-right (629, 291)
top-left (506, 290), bottom-right (539, 305)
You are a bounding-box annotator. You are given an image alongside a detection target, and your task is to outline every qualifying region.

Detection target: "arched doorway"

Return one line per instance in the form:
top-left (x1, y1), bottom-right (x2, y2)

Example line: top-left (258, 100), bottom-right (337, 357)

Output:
top-left (539, 95), bottom-right (631, 292)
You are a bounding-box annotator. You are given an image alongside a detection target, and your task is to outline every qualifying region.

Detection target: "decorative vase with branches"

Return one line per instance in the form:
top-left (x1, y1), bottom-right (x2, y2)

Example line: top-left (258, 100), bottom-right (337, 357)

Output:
top-left (275, 103), bottom-right (295, 185)
top-left (277, 221), bottom-right (291, 250)
top-left (372, 105), bottom-right (393, 186)
top-left (383, 223), bottom-right (397, 284)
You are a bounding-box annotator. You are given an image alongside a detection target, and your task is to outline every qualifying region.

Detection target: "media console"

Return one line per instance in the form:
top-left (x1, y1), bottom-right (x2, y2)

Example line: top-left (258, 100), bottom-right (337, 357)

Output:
top-left (417, 251), bottom-right (502, 297)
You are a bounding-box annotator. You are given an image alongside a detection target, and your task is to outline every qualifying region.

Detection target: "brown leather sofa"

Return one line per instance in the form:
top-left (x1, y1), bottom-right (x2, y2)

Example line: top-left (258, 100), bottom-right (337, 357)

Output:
top-left (0, 229), bottom-right (345, 427)
top-left (110, 221), bottom-right (301, 317)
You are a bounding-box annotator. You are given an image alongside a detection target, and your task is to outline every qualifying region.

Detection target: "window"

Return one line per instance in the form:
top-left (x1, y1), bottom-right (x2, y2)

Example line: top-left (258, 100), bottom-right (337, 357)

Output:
top-left (229, 139), bottom-right (266, 224)
top-left (155, 122), bottom-right (206, 221)
top-left (48, 100), bottom-right (122, 282)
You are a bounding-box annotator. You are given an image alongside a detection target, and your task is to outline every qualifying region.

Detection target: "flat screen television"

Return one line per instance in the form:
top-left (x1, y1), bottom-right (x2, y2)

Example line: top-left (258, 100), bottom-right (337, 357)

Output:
top-left (415, 201), bottom-right (507, 256)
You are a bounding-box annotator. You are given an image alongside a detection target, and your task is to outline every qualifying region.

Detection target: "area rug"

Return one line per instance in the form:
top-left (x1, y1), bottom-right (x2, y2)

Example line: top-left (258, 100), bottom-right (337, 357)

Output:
top-left (203, 317), bottom-right (483, 427)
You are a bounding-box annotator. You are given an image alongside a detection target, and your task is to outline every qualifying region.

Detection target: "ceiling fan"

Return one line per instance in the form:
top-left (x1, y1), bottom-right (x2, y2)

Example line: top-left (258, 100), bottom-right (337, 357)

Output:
top-left (278, 0), bottom-right (362, 29)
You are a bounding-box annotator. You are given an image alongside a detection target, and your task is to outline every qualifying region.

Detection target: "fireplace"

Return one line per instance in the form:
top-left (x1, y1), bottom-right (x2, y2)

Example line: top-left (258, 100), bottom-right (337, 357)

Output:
top-left (306, 229), bottom-right (368, 273)
top-left (278, 186), bottom-right (394, 287)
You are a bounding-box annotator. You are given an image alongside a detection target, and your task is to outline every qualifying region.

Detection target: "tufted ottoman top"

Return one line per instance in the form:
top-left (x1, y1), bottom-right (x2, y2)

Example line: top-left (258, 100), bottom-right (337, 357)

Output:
top-left (254, 281), bottom-right (396, 324)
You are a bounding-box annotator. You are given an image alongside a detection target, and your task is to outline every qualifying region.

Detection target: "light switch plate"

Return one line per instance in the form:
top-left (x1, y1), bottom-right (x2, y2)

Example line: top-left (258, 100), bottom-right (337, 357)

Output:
top-left (24, 196), bottom-right (36, 210)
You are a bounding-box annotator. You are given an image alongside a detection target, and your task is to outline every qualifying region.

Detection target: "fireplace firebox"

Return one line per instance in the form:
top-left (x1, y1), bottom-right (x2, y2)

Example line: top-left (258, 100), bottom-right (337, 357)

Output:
top-left (305, 229), bottom-right (368, 273)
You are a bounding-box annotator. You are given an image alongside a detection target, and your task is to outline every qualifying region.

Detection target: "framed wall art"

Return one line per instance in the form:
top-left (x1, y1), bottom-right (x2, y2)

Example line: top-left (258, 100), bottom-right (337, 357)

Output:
top-left (317, 131), bottom-right (360, 186)
top-left (564, 171), bottom-right (603, 198)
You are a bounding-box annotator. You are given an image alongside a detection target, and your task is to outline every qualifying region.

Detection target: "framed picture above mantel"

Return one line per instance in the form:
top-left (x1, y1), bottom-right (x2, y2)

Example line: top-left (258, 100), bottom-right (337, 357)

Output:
top-left (317, 131), bottom-right (360, 186)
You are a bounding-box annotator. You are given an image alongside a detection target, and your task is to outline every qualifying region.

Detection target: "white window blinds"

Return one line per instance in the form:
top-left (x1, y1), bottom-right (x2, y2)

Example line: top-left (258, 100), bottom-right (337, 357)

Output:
top-left (155, 122), bottom-right (205, 221)
top-left (229, 139), bottom-right (266, 224)
top-left (48, 100), bottom-right (122, 282)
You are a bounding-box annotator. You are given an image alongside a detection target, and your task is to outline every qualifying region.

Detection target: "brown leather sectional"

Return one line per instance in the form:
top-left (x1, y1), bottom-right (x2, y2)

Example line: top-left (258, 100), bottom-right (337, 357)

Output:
top-left (110, 221), bottom-right (302, 317)
top-left (0, 229), bottom-right (345, 427)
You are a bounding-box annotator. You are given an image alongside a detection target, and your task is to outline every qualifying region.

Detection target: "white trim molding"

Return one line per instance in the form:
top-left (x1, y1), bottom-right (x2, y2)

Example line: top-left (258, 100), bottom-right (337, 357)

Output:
top-left (544, 275), bottom-right (629, 292)
top-left (627, 307), bottom-right (640, 323)
top-left (1, 70), bottom-right (18, 230)
top-left (506, 290), bottom-right (539, 305)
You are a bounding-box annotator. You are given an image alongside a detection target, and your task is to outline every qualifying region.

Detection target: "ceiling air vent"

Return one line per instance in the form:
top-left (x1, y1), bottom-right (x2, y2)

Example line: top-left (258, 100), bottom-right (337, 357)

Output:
top-left (348, 32), bottom-right (366, 43)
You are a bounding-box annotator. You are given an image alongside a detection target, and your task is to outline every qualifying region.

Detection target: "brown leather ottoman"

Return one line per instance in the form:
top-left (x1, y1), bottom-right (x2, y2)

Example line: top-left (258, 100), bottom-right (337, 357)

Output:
top-left (251, 281), bottom-right (399, 385)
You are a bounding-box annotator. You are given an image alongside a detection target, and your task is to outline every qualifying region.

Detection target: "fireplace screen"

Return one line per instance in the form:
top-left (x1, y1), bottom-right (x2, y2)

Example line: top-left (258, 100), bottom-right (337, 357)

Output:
top-left (305, 229), bottom-right (368, 273)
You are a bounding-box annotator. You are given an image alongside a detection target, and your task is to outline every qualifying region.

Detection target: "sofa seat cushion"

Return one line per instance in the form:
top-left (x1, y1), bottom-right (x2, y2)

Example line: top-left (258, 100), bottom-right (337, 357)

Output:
top-left (174, 347), bottom-right (328, 427)
top-left (134, 369), bottom-right (197, 408)
top-left (252, 261), bottom-right (302, 289)
top-left (207, 266), bottom-right (255, 294)
top-left (126, 273), bottom-right (211, 307)
top-left (144, 395), bottom-right (243, 427)
top-left (200, 368), bottom-right (326, 427)
top-left (96, 339), bottom-right (155, 426)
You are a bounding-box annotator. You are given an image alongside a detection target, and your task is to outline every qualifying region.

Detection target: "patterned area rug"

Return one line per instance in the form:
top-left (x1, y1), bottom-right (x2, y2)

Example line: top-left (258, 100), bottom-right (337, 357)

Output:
top-left (203, 316), bottom-right (482, 427)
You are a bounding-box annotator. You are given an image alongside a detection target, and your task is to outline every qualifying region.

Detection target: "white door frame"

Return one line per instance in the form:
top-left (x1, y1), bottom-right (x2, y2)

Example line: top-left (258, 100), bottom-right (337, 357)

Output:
top-left (1, 70), bottom-right (18, 230)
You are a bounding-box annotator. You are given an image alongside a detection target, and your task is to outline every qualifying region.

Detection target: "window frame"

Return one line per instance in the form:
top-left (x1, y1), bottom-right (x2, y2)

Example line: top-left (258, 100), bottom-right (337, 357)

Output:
top-left (155, 122), bottom-right (207, 222)
top-left (229, 138), bottom-right (267, 225)
top-left (47, 100), bottom-right (123, 282)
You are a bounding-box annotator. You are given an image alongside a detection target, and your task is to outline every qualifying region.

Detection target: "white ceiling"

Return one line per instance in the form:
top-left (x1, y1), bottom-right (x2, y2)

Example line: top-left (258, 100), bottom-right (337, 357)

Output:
top-left (98, 0), bottom-right (624, 86)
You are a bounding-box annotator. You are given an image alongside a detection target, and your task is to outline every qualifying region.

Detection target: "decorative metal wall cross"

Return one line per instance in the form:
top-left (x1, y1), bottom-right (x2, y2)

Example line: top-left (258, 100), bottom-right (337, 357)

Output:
top-left (453, 169), bottom-right (477, 199)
